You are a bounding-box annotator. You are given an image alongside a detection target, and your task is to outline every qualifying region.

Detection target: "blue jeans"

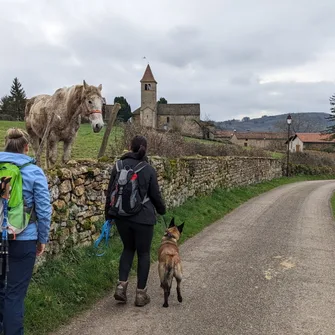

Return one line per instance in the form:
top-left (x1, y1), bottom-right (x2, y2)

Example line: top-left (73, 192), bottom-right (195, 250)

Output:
top-left (0, 240), bottom-right (36, 335)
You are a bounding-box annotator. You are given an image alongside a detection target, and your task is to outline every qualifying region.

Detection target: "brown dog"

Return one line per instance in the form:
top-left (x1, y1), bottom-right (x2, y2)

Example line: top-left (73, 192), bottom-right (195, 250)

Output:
top-left (158, 217), bottom-right (184, 308)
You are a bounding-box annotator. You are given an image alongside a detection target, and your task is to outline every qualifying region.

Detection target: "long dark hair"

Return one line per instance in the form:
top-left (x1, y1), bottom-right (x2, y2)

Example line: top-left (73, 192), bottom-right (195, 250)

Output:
top-left (131, 135), bottom-right (147, 160)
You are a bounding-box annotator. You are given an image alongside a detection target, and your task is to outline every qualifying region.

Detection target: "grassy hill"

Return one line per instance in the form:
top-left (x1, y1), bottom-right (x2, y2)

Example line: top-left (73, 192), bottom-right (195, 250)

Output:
top-left (216, 112), bottom-right (334, 133)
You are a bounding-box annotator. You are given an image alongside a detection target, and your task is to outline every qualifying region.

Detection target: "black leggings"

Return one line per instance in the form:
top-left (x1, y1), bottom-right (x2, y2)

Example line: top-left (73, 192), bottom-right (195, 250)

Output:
top-left (116, 220), bottom-right (154, 289)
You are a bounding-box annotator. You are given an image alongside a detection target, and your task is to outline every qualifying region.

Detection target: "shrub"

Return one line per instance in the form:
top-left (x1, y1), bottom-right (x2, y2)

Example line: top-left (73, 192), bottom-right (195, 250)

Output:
top-left (290, 163), bottom-right (335, 176)
top-left (0, 114), bottom-right (15, 121)
top-left (289, 151), bottom-right (335, 167)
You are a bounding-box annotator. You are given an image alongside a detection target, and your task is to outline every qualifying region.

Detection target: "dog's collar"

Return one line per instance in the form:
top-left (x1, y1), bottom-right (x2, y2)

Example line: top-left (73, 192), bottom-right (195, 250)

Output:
top-left (164, 231), bottom-right (176, 239)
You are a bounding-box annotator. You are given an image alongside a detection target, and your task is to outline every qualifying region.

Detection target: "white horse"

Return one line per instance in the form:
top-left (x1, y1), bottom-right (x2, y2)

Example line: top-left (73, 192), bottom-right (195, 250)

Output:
top-left (25, 80), bottom-right (105, 167)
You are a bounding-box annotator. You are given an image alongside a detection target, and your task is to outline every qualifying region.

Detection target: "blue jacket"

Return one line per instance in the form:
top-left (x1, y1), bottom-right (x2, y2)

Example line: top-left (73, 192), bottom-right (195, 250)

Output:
top-left (0, 152), bottom-right (51, 244)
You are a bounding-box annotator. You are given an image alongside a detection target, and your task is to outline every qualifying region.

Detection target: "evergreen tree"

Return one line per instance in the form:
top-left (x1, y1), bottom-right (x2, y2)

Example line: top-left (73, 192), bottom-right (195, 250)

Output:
top-left (326, 93), bottom-right (335, 134)
top-left (114, 96), bottom-right (132, 122)
top-left (10, 77), bottom-right (27, 120)
top-left (0, 95), bottom-right (14, 117)
top-left (158, 97), bottom-right (168, 104)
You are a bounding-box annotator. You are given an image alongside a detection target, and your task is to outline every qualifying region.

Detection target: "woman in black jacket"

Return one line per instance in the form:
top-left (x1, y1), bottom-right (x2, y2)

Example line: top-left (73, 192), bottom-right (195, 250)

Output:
top-left (105, 135), bottom-right (166, 307)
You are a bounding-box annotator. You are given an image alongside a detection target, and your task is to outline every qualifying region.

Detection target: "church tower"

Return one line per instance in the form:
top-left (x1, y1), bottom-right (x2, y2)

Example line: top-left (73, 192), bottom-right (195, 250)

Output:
top-left (140, 64), bottom-right (157, 128)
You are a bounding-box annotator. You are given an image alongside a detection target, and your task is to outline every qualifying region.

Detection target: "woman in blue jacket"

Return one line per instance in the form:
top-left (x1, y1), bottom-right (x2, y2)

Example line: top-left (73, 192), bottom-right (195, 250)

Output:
top-left (0, 128), bottom-right (52, 335)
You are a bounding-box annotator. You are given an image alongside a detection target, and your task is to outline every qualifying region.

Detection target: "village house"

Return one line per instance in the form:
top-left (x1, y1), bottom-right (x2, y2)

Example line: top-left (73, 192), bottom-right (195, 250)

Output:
top-left (229, 131), bottom-right (287, 150)
top-left (213, 130), bottom-right (235, 142)
top-left (131, 65), bottom-right (203, 137)
top-left (288, 133), bottom-right (335, 152)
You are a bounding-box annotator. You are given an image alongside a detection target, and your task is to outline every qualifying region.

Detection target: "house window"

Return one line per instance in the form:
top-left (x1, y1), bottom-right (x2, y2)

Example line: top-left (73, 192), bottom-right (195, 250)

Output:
top-left (145, 84), bottom-right (151, 91)
top-left (244, 143), bottom-right (248, 147)
top-left (167, 117), bottom-right (170, 123)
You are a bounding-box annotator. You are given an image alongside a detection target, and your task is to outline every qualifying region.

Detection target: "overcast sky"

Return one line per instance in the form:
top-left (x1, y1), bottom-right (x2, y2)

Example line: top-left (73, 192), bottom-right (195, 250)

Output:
top-left (1, 0), bottom-right (335, 121)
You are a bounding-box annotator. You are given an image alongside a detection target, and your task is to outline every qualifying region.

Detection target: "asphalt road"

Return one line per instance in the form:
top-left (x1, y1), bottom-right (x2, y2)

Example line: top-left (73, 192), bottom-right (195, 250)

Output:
top-left (51, 180), bottom-right (335, 335)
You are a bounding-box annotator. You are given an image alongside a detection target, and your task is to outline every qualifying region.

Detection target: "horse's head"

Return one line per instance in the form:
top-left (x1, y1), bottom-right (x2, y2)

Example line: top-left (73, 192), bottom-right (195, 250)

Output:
top-left (82, 80), bottom-right (105, 133)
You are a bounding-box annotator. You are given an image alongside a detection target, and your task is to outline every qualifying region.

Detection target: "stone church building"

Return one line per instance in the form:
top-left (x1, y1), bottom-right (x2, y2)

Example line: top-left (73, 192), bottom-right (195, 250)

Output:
top-left (132, 65), bottom-right (202, 137)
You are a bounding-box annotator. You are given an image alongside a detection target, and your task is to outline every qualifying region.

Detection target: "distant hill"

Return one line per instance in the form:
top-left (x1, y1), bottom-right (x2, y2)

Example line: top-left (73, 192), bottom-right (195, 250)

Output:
top-left (215, 113), bottom-right (335, 133)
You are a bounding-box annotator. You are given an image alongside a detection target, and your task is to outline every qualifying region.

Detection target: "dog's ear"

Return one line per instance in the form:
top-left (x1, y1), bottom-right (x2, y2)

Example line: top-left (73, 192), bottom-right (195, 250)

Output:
top-left (177, 222), bottom-right (184, 234)
top-left (169, 217), bottom-right (175, 228)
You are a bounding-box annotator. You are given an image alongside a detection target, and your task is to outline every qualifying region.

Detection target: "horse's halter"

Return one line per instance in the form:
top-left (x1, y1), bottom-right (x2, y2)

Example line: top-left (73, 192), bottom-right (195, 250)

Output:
top-left (89, 110), bottom-right (102, 115)
top-left (81, 96), bottom-right (102, 116)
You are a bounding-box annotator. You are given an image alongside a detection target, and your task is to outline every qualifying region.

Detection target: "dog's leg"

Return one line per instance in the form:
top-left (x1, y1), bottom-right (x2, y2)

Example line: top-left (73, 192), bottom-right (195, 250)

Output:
top-left (163, 289), bottom-right (169, 308)
top-left (176, 278), bottom-right (182, 303)
top-left (175, 271), bottom-right (183, 303)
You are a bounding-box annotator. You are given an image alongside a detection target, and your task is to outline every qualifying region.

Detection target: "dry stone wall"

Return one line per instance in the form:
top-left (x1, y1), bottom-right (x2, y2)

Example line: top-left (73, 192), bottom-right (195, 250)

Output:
top-left (46, 156), bottom-right (282, 256)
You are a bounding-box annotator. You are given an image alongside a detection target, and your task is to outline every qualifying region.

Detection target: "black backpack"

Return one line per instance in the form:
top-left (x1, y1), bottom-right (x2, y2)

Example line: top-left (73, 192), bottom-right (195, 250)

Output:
top-left (108, 160), bottom-right (149, 217)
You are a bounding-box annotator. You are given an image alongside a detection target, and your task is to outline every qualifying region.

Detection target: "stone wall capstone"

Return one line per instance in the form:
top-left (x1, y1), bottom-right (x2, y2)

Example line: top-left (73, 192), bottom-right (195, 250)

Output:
top-left (46, 156), bottom-right (282, 256)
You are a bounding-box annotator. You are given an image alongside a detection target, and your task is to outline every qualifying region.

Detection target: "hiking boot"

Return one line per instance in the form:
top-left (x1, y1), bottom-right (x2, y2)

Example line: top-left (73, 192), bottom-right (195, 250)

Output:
top-left (135, 287), bottom-right (151, 307)
top-left (114, 281), bottom-right (128, 302)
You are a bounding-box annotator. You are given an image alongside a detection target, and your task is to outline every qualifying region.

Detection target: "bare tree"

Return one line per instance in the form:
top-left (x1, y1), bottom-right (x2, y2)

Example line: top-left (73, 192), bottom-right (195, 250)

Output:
top-left (274, 114), bottom-right (321, 133)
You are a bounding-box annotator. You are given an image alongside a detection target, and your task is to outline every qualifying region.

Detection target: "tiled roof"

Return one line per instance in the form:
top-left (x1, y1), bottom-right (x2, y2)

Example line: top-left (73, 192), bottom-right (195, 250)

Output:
top-left (234, 132), bottom-right (287, 140)
top-left (296, 133), bottom-right (335, 143)
top-left (214, 130), bottom-right (234, 139)
top-left (157, 103), bottom-right (200, 116)
top-left (140, 64), bottom-right (157, 83)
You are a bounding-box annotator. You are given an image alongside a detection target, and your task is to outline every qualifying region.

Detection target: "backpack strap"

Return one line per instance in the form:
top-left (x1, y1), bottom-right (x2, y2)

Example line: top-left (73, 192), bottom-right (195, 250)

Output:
top-left (115, 160), bottom-right (123, 172)
top-left (133, 161), bottom-right (148, 173)
top-left (142, 195), bottom-right (150, 204)
top-left (133, 162), bottom-right (149, 205)
top-left (0, 162), bottom-right (36, 224)
top-left (19, 162), bottom-right (32, 170)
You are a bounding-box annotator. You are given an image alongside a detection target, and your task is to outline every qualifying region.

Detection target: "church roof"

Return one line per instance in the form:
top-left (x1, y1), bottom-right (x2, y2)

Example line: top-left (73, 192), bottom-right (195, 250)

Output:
top-left (157, 103), bottom-right (200, 116)
top-left (140, 64), bottom-right (157, 83)
top-left (133, 103), bottom-right (200, 117)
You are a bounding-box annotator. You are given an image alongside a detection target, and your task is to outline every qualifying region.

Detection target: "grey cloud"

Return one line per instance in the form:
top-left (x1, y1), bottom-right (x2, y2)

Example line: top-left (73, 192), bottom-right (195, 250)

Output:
top-left (0, 0), bottom-right (335, 122)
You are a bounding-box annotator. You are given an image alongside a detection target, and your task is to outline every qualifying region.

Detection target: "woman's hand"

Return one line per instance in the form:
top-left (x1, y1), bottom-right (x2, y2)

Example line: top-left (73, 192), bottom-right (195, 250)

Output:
top-left (36, 242), bottom-right (46, 256)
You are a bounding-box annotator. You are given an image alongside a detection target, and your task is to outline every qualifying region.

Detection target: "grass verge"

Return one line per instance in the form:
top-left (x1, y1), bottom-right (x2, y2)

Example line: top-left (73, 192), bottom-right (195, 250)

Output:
top-left (331, 192), bottom-right (335, 218)
top-left (25, 175), bottom-right (335, 335)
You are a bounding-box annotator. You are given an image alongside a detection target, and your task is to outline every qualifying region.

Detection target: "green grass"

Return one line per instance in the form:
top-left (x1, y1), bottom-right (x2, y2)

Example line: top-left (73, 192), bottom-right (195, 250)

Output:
top-left (0, 121), bottom-right (124, 160)
top-left (268, 151), bottom-right (285, 159)
top-left (331, 192), bottom-right (335, 218)
top-left (183, 136), bottom-right (224, 145)
top-left (0, 121), bottom-right (26, 148)
top-left (24, 174), bottom-right (335, 335)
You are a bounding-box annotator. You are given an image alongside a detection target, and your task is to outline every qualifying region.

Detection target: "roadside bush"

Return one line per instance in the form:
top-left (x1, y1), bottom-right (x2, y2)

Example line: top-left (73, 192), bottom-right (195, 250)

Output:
top-left (322, 146), bottom-right (335, 153)
top-left (284, 150), bottom-right (335, 176)
top-left (289, 151), bottom-right (335, 167)
top-left (290, 163), bottom-right (335, 176)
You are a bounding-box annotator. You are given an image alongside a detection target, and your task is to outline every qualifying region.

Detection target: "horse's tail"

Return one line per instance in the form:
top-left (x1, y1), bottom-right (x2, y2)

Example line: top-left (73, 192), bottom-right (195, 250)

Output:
top-left (24, 97), bottom-right (36, 120)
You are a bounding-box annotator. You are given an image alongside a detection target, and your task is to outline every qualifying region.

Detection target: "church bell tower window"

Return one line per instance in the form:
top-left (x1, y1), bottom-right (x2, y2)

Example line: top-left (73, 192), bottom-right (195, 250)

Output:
top-left (145, 84), bottom-right (151, 91)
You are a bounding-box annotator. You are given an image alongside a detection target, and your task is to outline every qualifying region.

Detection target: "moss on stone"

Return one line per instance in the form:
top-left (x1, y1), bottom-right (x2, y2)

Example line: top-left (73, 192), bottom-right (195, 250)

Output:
top-left (97, 156), bottom-right (112, 163)
top-left (82, 220), bottom-right (92, 231)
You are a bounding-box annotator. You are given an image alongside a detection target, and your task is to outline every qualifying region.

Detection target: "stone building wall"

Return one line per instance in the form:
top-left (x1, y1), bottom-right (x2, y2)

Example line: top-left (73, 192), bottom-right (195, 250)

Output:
top-left (46, 156), bottom-right (282, 257)
top-left (157, 115), bottom-right (202, 137)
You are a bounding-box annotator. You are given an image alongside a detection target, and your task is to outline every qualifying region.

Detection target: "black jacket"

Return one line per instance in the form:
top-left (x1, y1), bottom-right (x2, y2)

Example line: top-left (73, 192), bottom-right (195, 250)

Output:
top-left (105, 152), bottom-right (166, 225)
